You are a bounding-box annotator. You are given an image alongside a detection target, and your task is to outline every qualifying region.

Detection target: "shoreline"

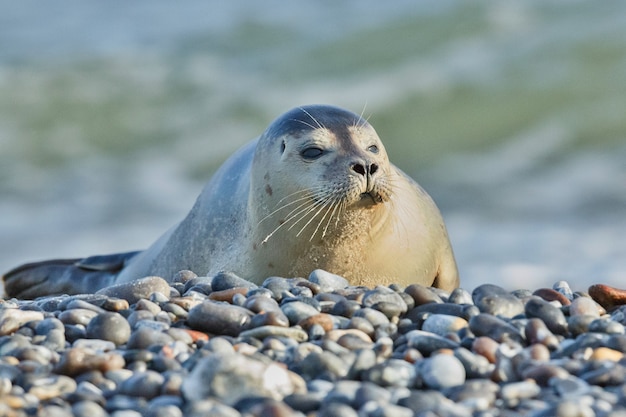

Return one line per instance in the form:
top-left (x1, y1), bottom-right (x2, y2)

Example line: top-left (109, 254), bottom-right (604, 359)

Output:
top-left (2, 271), bottom-right (626, 416)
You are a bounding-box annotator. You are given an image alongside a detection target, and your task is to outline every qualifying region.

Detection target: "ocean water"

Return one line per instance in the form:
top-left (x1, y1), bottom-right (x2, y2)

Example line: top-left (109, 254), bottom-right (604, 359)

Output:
top-left (1, 0), bottom-right (625, 294)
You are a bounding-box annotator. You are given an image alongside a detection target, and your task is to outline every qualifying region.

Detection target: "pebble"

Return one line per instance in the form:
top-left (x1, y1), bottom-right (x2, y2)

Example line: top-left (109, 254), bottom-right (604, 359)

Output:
top-left (418, 353), bottom-right (466, 389)
top-left (96, 276), bottom-right (171, 304)
top-left (5, 273), bottom-right (626, 415)
top-left (472, 284), bottom-right (525, 318)
top-left (85, 312), bottom-right (131, 345)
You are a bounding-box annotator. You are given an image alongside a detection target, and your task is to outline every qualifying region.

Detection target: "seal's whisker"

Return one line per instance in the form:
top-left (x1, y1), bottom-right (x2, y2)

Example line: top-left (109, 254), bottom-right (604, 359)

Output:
top-left (296, 196), bottom-right (333, 239)
top-left (292, 118), bottom-right (318, 131)
top-left (299, 107), bottom-right (325, 130)
top-left (258, 187), bottom-right (328, 225)
top-left (310, 198), bottom-right (338, 241)
top-left (322, 198), bottom-right (342, 239)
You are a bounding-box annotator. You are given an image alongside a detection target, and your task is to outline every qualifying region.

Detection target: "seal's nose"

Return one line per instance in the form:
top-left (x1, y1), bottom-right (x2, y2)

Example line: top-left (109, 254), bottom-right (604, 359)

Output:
top-left (351, 162), bottom-right (378, 177)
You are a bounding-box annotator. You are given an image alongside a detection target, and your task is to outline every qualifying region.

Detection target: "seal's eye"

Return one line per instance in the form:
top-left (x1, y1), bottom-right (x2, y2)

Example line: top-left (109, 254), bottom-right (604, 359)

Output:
top-left (301, 147), bottom-right (324, 160)
top-left (280, 141), bottom-right (286, 154)
top-left (367, 145), bottom-right (379, 154)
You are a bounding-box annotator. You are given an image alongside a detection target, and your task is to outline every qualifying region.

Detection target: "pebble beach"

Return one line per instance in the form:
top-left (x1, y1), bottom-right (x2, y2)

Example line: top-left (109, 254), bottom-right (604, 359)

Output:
top-left (3, 270), bottom-right (626, 417)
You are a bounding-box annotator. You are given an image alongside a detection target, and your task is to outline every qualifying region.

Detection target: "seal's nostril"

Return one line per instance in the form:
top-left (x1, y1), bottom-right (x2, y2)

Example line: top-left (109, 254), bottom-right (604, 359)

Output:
top-left (352, 163), bottom-right (366, 176)
top-left (370, 164), bottom-right (378, 175)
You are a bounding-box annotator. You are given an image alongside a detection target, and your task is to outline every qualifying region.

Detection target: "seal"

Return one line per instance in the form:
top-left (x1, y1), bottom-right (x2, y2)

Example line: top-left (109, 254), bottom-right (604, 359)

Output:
top-left (3, 105), bottom-right (459, 299)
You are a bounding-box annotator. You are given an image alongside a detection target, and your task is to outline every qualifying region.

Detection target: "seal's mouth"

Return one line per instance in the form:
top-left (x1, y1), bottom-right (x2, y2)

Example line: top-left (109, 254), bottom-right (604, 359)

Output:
top-left (357, 191), bottom-right (382, 207)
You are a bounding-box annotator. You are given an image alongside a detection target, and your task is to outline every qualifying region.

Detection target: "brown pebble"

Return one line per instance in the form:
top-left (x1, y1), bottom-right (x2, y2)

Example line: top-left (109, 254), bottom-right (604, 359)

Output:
top-left (532, 288), bottom-right (571, 306)
top-left (298, 313), bottom-right (334, 332)
top-left (472, 336), bottom-right (499, 363)
top-left (170, 296), bottom-right (203, 311)
top-left (403, 348), bottom-right (424, 363)
top-left (589, 284), bottom-right (626, 310)
top-left (404, 284), bottom-right (443, 306)
top-left (179, 329), bottom-right (209, 343)
top-left (101, 297), bottom-right (130, 311)
top-left (209, 287), bottom-right (249, 302)
top-left (336, 333), bottom-right (374, 350)
top-left (590, 347), bottom-right (624, 362)
top-left (0, 309), bottom-right (45, 336)
top-left (325, 329), bottom-right (372, 344)
top-left (54, 348), bottom-right (125, 376)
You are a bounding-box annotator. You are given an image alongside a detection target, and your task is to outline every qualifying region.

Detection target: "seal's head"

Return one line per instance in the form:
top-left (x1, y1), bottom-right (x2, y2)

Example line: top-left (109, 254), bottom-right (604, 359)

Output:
top-left (252, 105), bottom-right (394, 243)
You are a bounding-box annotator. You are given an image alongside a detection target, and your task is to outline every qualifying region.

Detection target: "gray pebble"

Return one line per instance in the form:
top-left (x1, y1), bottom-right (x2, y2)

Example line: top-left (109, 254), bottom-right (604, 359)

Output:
top-left (363, 359), bottom-right (416, 388)
top-left (96, 276), bottom-right (171, 304)
top-left (308, 269), bottom-right (349, 292)
top-left (419, 354), bottom-right (466, 389)
top-left (85, 312), bottom-right (131, 345)
top-left (281, 300), bottom-right (320, 325)
top-left (472, 284), bottom-right (524, 318)
top-left (211, 271), bottom-right (258, 291)
top-left (187, 300), bottom-right (252, 336)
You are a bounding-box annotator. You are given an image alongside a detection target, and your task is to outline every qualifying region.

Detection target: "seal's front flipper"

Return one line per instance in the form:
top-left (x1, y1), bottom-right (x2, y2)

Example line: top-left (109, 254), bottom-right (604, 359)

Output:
top-left (2, 251), bottom-right (140, 299)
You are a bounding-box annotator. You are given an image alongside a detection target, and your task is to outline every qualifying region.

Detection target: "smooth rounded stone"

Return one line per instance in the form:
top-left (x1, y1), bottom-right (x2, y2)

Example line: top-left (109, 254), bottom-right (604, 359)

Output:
top-left (472, 284), bottom-right (524, 318)
top-left (589, 284), bottom-right (626, 310)
top-left (404, 284), bottom-right (443, 306)
top-left (182, 352), bottom-right (305, 405)
top-left (118, 371), bottom-right (165, 399)
top-left (469, 314), bottom-right (524, 344)
top-left (244, 295), bottom-right (281, 314)
top-left (298, 313), bottom-right (334, 332)
top-left (323, 380), bottom-right (361, 405)
top-left (297, 350), bottom-right (351, 381)
top-left (284, 393), bottom-right (321, 414)
top-left (370, 301), bottom-right (405, 320)
top-left (454, 347), bottom-right (493, 379)
top-left (568, 314), bottom-right (598, 336)
top-left (362, 288), bottom-right (407, 312)
top-left (280, 301), bottom-right (320, 325)
top-left (187, 300), bottom-right (252, 337)
top-left (362, 403), bottom-right (413, 417)
top-left (525, 318), bottom-right (559, 350)
top-left (525, 298), bottom-right (568, 335)
top-left (66, 299), bottom-right (107, 314)
top-left (569, 296), bottom-right (602, 317)
top-left (134, 319), bottom-right (171, 333)
top-left (553, 280), bottom-right (574, 300)
top-left (363, 359), bottom-right (416, 388)
top-left (533, 288), bottom-right (571, 306)
top-left (550, 376), bottom-right (592, 399)
top-left (336, 333), bottom-right (374, 351)
top-left (589, 318), bottom-right (625, 335)
top-left (354, 381), bottom-right (392, 406)
top-left (238, 325), bottom-right (308, 342)
top-left (210, 271), bottom-right (257, 291)
top-left (500, 380), bottom-right (541, 407)
top-left (407, 303), bottom-right (480, 323)
top-left (127, 310), bottom-right (156, 329)
top-left (250, 311), bottom-right (290, 328)
top-left (331, 299), bottom-right (361, 318)
top-left (318, 402), bottom-right (358, 417)
top-left (580, 362), bottom-right (626, 386)
top-left (607, 335), bottom-right (626, 352)
top-left (59, 308), bottom-right (100, 326)
top-left (106, 396), bottom-right (147, 414)
top-left (135, 299), bottom-right (162, 316)
top-left (183, 400), bottom-right (241, 417)
top-left (28, 374), bottom-right (77, 400)
top-left (208, 287), bottom-right (249, 303)
top-left (446, 379), bottom-right (499, 409)
top-left (85, 312), bottom-right (131, 346)
top-left (448, 288), bottom-right (473, 305)
top-left (96, 276), bottom-right (170, 304)
top-left (352, 308), bottom-right (389, 328)
top-left (73, 338), bottom-right (117, 352)
top-left (35, 317), bottom-right (65, 335)
top-left (126, 327), bottom-right (174, 350)
top-left (404, 330), bottom-right (460, 355)
top-left (54, 347), bottom-right (125, 376)
top-left (418, 353), bottom-right (466, 389)
top-left (346, 349), bottom-right (377, 380)
top-left (520, 364), bottom-right (570, 386)
top-left (347, 316), bottom-right (375, 338)
top-left (422, 314), bottom-right (468, 336)
top-left (397, 389), bottom-right (447, 414)
top-left (72, 401), bottom-right (108, 417)
top-left (308, 269), bottom-right (349, 292)
top-left (0, 309), bottom-right (46, 336)
top-left (171, 270), bottom-right (197, 284)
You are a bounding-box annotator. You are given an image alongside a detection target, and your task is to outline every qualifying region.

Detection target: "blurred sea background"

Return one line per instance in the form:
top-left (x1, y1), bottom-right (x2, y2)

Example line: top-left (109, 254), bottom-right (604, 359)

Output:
top-left (1, 0), bottom-right (625, 294)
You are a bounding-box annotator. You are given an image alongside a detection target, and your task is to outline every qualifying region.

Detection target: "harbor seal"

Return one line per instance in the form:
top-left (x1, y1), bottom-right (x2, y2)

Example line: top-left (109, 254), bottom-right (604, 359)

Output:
top-left (3, 105), bottom-right (459, 299)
